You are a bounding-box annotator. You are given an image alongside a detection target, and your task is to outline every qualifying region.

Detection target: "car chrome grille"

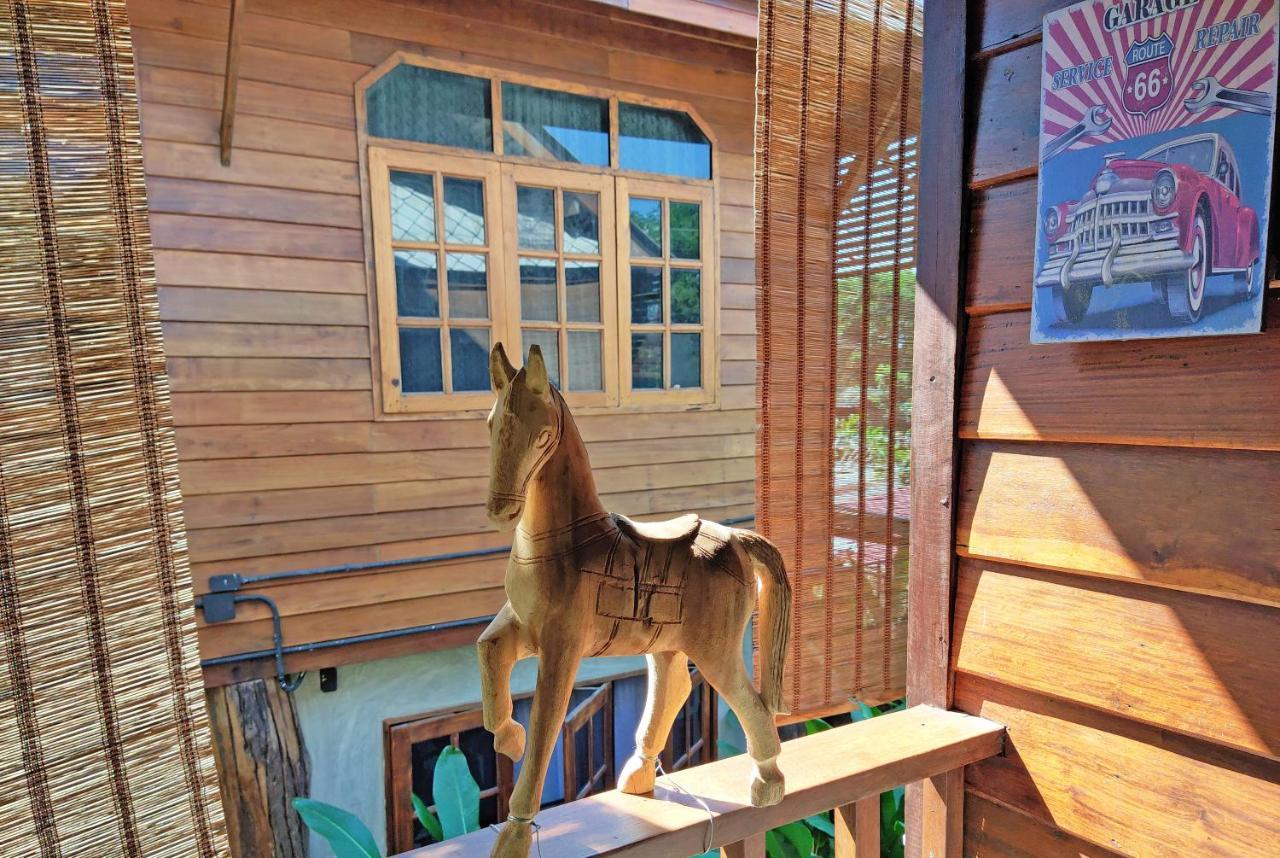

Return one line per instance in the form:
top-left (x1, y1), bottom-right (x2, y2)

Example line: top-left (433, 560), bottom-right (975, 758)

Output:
top-left (1065, 195), bottom-right (1160, 252)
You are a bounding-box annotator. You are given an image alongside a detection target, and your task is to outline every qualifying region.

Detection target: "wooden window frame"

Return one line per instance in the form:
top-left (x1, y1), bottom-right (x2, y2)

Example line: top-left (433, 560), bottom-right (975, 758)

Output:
top-left (355, 52), bottom-right (721, 419)
top-left (383, 707), bottom-right (513, 853)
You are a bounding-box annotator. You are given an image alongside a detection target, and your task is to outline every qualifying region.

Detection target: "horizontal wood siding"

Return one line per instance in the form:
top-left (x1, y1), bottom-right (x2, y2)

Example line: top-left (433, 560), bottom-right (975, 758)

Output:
top-left (128, 0), bottom-right (757, 674)
top-left (954, 1), bottom-right (1280, 853)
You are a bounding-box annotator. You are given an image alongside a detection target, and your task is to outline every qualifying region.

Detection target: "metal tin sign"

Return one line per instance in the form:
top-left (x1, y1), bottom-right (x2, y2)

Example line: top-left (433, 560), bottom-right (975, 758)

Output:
top-left (1033, 0), bottom-right (1278, 342)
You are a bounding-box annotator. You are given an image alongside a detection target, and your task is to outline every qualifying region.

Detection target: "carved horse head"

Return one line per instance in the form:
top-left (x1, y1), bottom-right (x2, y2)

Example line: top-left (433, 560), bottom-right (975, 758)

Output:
top-left (485, 342), bottom-right (563, 529)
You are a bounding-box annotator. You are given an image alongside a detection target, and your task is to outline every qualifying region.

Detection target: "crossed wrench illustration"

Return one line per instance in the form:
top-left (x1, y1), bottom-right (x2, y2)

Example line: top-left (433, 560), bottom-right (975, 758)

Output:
top-left (1184, 75), bottom-right (1273, 116)
top-left (1041, 104), bottom-right (1112, 163)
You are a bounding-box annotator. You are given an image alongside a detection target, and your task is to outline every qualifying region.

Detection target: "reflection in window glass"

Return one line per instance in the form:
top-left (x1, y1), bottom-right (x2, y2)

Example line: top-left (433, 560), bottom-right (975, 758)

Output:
top-left (522, 329), bottom-right (561, 388)
top-left (519, 257), bottom-right (558, 322)
top-left (562, 191), bottom-right (600, 254)
top-left (516, 185), bottom-right (555, 250)
top-left (619, 102), bottom-right (711, 179)
top-left (390, 171), bottom-right (436, 242)
top-left (672, 332), bottom-right (701, 388)
top-left (670, 269), bottom-right (700, 324)
top-left (567, 330), bottom-right (602, 391)
top-left (669, 201), bottom-right (700, 259)
top-left (451, 328), bottom-right (491, 391)
top-left (367, 64), bottom-right (492, 151)
top-left (446, 252), bottom-right (488, 318)
top-left (399, 328), bottom-right (443, 393)
top-left (394, 250), bottom-right (439, 318)
top-left (631, 332), bottom-right (663, 389)
top-left (565, 261), bottom-right (601, 323)
top-left (443, 177), bottom-right (486, 245)
top-left (629, 198), bottom-right (663, 257)
top-left (502, 83), bottom-right (609, 166)
top-left (630, 266), bottom-right (663, 324)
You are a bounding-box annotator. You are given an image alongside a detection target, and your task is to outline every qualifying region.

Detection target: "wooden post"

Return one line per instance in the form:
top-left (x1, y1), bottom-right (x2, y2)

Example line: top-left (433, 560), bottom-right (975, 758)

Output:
top-left (721, 832), bottom-right (766, 858)
top-left (218, 0), bottom-right (244, 166)
top-left (904, 0), bottom-right (968, 856)
top-left (835, 796), bottom-right (881, 858)
top-left (207, 679), bottom-right (310, 858)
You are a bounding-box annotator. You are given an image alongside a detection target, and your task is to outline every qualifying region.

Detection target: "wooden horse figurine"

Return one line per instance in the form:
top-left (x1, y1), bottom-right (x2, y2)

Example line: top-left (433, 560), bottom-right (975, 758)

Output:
top-left (478, 343), bottom-right (792, 858)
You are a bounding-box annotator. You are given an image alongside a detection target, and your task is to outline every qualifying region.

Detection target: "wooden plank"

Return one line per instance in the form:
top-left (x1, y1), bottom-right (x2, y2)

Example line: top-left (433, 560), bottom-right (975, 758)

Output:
top-left (957, 675), bottom-right (1280, 858)
top-left (171, 391), bottom-right (375, 425)
top-left (962, 793), bottom-right (1122, 858)
top-left (127, 0), bottom-right (357, 61)
top-left (957, 440), bottom-right (1280, 607)
top-left (405, 707), bottom-right (1003, 857)
top-left (960, 298), bottom-right (1280, 450)
top-left (174, 407), bottom-right (758, 459)
top-left (964, 177), bottom-right (1036, 314)
top-left (167, 357), bottom-right (371, 392)
top-left (161, 322), bottom-right (370, 358)
top-left (138, 64), bottom-right (356, 129)
top-left (151, 214), bottom-right (364, 260)
top-left (146, 178), bottom-right (362, 228)
top-left (968, 44), bottom-right (1038, 189)
top-left (159, 287), bottom-right (368, 325)
top-left (954, 559), bottom-right (1280, 760)
top-left (140, 103), bottom-right (358, 161)
top-left (218, 0), bottom-right (244, 165)
top-left (971, 0), bottom-right (1060, 58)
top-left (153, 250), bottom-right (367, 294)
top-left (907, 1), bottom-right (968, 855)
top-left (720, 833), bottom-right (765, 858)
top-left (142, 140), bottom-right (358, 195)
top-left (834, 797), bottom-right (879, 858)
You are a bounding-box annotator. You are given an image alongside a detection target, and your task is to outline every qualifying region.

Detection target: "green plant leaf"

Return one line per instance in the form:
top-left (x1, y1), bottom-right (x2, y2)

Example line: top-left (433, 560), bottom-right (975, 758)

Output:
top-left (803, 812), bottom-right (835, 837)
top-left (852, 702), bottom-right (880, 722)
top-left (764, 829), bottom-right (787, 858)
top-left (774, 820), bottom-right (814, 858)
top-left (433, 746), bottom-right (481, 839)
top-left (291, 798), bottom-right (381, 858)
top-left (411, 792), bottom-right (443, 842)
top-left (803, 717), bottom-right (832, 735)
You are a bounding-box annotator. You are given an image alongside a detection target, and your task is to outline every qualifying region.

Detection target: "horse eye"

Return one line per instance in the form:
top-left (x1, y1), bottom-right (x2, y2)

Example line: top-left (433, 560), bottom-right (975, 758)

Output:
top-left (536, 428), bottom-right (553, 447)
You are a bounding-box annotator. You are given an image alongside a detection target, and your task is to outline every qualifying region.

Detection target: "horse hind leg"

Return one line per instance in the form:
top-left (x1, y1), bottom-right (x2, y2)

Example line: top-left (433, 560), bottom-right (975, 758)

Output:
top-left (618, 650), bottom-right (692, 796)
top-left (695, 648), bottom-right (784, 807)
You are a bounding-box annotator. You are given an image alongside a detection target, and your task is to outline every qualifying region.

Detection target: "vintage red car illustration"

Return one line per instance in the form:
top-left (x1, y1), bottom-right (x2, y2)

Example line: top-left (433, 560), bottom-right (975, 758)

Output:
top-left (1036, 132), bottom-right (1261, 324)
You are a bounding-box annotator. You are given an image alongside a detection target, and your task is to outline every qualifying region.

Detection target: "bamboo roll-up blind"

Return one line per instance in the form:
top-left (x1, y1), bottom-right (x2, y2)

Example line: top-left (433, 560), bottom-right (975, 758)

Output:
top-left (0, 1), bottom-right (227, 854)
top-left (755, 0), bottom-right (921, 717)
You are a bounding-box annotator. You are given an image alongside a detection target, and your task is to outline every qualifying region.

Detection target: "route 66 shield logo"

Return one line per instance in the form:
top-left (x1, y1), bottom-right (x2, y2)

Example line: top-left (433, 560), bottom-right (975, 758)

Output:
top-left (1122, 33), bottom-right (1174, 116)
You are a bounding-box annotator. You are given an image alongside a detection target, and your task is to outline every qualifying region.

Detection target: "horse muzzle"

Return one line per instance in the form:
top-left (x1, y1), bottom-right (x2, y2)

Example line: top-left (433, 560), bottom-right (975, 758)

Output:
top-left (486, 494), bottom-right (524, 530)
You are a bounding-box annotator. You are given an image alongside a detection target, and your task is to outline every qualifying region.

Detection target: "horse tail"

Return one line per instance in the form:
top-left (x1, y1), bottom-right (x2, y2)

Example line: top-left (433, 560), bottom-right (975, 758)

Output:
top-left (737, 531), bottom-right (792, 716)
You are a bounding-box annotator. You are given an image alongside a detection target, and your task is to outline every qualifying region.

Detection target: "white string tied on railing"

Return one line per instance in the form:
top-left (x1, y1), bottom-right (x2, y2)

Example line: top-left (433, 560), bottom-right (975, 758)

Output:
top-left (647, 753), bottom-right (716, 854)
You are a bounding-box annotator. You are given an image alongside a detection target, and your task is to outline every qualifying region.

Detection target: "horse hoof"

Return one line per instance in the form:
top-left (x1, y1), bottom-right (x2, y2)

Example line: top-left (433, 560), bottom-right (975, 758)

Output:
top-left (617, 754), bottom-right (656, 795)
top-left (489, 818), bottom-right (533, 858)
top-left (747, 773), bottom-right (778, 809)
top-left (493, 720), bottom-right (525, 762)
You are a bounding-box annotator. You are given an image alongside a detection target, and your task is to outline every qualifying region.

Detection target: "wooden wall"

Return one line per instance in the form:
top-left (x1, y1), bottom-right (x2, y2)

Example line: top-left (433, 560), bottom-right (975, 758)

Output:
top-left (125, 0), bottom-right (758, 678)
top-left (953, 2), bottom-right (1280, 855)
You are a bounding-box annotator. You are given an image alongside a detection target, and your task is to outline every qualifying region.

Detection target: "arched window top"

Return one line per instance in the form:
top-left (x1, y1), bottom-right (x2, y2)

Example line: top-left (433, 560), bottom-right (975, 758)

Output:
top-left (362, 58), bottom-right (712, 181)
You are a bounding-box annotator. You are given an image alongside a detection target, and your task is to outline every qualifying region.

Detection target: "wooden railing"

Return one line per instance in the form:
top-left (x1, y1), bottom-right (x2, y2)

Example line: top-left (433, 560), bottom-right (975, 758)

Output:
top-left (399, 705), bottom-right (1004, 857)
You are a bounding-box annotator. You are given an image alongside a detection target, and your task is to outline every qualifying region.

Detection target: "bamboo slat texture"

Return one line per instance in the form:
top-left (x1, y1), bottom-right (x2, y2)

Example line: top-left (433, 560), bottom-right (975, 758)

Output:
top-left (0, 1), bottom-right (227, 854)
top-left (754, 0), bottom-right (921, 715)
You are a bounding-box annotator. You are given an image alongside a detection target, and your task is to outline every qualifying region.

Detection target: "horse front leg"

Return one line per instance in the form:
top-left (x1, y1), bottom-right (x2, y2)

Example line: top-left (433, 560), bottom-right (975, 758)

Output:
top-left (490, 640), bottom-right (580, 858)
top-left (478, 603), bottom-right (525, 761)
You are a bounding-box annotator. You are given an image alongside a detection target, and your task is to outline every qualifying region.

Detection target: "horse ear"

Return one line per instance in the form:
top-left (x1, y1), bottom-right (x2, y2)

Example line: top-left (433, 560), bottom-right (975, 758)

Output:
top-left (525, 344), bottom-right (550, 397)
top-left (490, 342), bottom-right (516, 391)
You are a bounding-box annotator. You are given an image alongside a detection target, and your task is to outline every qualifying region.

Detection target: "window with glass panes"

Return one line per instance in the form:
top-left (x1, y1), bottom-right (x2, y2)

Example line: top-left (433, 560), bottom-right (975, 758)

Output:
top-left (362, 56), bottom-right (716, 414)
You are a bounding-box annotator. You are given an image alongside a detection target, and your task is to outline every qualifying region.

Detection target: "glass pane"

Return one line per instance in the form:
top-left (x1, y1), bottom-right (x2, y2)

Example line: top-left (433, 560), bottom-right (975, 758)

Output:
top-left (516, 186), bottom-right (556, 251)
top-left (672, 332), bottom-right (701, 389)
top-left (399, 327), bottom-right (442, 393)
top-left (631, 266), bottom-right (663, 324)
top-left (451, 327), bottom-right (491, 391)
top-left (366, 64), bottom-right (492, 151)
top-left (501, 82), bottom-right (609, 166)
top-left (394, 250), bottom-right (439, 318)
top-left (618, 102), bottom-right (711, 179)
top-left (669, 201), bottom-right (700, 259)
top-left (446, 252), bottom-right (488, 319)
top-left (522, 329), bottom-right (561, 388)
top-left (629, 198), bottom-right (663, 257)
top-left (519, 257), bottom-right (558, 322)
top-left (565, 261), bottom-right (601, 323)
top-left (631, 332), bottom-right (663, 390)
top-left (567, 330), bottom-right (602, 392)
top-left (443, 177), bottom-right (485, 245)
top-left (670, 269), bottom-right (701, 324)
top-left (389, 171), bottom-right (436, 242)
top-left (562, 191), bottom-right (600, 254)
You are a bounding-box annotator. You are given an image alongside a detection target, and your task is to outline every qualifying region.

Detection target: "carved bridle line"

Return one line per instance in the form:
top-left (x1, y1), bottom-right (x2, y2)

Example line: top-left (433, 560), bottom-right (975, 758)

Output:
top-left (487, 387), bottom-right (567, 508)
